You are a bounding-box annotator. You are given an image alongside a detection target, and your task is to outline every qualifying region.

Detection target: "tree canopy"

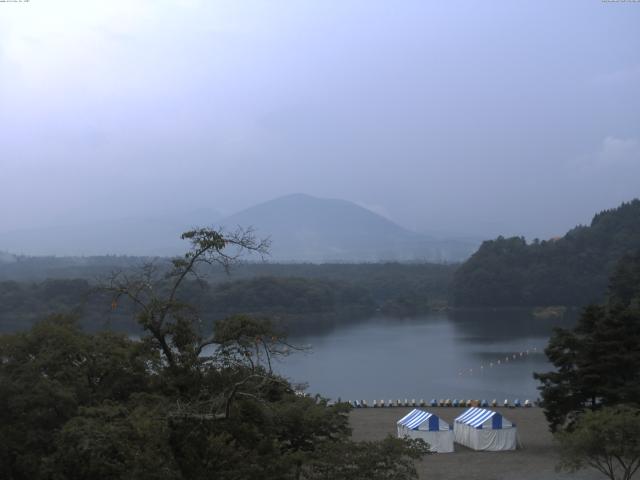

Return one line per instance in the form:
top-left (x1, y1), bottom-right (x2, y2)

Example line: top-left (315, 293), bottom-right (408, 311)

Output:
top-left (556, 406), bottom-right (640, 480)
top-left (534, 251), bottom-right (640, 432)
top-left (0, 262), bottom-right (455, 336)
top-left (452, 199), bottom-right (640, 307)
top-left (0, 228), bottom-right (429, 480)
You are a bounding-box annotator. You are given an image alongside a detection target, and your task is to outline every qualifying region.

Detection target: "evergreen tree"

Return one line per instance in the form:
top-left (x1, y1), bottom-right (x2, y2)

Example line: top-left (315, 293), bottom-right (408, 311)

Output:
top-left (453, 199), bottom-right (640, 307)
top-left (535, 251), bottom-right (640, 431)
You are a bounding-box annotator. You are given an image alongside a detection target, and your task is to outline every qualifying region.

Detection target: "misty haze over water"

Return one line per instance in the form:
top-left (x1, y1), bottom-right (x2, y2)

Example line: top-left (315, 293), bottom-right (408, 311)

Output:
top-left (276, 310), bottom-right (576, 402)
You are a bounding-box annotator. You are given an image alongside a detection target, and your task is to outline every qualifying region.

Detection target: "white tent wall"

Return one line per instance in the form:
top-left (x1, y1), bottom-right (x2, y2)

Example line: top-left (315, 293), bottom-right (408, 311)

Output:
top-left (396, 409), bottom-right (454, 453)
top-left (453, 423), bottom-right (517, 451)
top-left (453, 408), bottom-right (518, 451)
top-left (403, 428), bottom-right (455, 453)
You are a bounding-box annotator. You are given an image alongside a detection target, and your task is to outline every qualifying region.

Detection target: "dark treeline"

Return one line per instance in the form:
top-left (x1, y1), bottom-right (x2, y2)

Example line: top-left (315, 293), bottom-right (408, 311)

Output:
top-left (0, 263), bottom-right (455, 334)
top-left (0, 228), bottom-right (429, 480)
top-left (5, 198), bottom-right (639, 316)
top-left (533, 251), bottom-right (640, 479)
top-left (452, 199), bottom-right (640, 307)
top-left (535, 250), bottom-right (640, 430)
top-left (0, 255), bottom-right (140, 281)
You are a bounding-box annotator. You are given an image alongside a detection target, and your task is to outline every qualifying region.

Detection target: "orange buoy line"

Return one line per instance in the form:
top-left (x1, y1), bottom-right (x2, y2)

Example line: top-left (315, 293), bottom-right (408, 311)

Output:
top-left (456, 347), bottom-right (540, 377)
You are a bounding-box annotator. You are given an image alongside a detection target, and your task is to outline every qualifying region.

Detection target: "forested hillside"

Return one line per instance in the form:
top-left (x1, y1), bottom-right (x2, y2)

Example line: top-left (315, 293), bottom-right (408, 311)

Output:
top-left (0, 263), bottom-right (455, 334)
top-left (452, 199), bottom-right (640, 307)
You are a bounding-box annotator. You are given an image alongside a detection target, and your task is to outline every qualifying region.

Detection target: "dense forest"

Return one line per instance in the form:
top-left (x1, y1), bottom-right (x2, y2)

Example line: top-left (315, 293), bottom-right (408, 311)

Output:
top-left (3, 199), bottom-right (639, 319)
top-left (0, 263), bottom-right (455, 335)
top-left (0, 228), bottom-right (429, 480)
top-left (452, 199), bottom-right (640, 307)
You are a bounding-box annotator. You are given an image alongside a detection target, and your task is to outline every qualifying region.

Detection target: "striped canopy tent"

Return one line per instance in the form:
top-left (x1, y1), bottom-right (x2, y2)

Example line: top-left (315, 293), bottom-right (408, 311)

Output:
top-left (397, 409), bottom-right (454, 453)
top-left (453, 407), bottom-right (518, 451)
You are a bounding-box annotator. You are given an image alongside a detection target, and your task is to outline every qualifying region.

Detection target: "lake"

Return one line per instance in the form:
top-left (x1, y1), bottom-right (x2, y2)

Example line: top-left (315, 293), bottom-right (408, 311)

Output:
top-left (274, 309), bottom-right (578, 403)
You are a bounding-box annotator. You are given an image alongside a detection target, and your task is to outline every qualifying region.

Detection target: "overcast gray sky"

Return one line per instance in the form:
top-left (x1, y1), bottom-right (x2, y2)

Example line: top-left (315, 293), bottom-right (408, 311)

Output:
top-left (1, 0), bottom-right (638, 240)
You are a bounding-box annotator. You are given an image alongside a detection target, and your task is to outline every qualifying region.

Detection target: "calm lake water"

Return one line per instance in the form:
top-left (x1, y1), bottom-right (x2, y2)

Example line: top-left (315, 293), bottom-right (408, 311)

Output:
top-left (275, 309), bottom-right (577, 403)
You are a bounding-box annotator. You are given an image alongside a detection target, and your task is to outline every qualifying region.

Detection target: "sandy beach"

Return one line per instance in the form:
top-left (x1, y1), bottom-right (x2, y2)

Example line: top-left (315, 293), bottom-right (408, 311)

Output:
top-left (350, 407), bottom-right (602, 480)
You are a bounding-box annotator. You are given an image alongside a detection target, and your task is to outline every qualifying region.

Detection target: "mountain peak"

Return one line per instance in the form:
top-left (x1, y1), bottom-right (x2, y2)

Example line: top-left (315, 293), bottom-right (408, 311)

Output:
top-left (220, 194), bottom-right (475, 262)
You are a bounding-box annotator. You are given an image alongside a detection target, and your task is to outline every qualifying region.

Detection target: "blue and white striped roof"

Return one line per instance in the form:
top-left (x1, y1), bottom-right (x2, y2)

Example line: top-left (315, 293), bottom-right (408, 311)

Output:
top-left (397, 409), bottom-right (434, 430)
top-left (455, 407), bottom-right (507, 429)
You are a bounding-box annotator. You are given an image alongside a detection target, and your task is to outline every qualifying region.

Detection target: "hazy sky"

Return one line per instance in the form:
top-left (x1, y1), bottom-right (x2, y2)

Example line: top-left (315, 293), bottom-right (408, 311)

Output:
top-left (1, 0), bottom-right (639, 239)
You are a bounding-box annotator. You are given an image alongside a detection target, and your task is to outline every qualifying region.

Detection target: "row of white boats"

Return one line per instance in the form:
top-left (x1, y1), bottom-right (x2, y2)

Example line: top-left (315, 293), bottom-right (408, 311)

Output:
top-left (347, 398), bottom-right (535, 408)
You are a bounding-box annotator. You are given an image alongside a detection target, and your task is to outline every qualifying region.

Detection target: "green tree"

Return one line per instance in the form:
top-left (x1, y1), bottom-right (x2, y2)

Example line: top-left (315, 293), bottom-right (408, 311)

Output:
top-left (0, 315), bottom-right (156, 480)
top-left (44, 397), bottom-right (179, 480)
top-left (535, 252), bottom-right (640, 431)
top-left (609, 251), bottom-right (640, 309)
top-left (105, 227), bottom-right (270, 372)
top-left (453, 199), bottom-right (640, 307)
top-left (304, 436), bottom-right (430, 480)
top-left (1, 227), bottom-right (431, 479)
top-left (556, 406), bottom-right (640, 480)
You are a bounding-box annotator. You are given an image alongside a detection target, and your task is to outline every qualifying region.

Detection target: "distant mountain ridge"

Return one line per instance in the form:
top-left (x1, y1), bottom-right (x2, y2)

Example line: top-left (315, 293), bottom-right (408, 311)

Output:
top-left (452, 199), bottom-right (640, 307)
top-left (0, 194), bottom-right (477, 261)
top-left (0, 209), bottom-right (221, 257)
top-left (220, 194), bottom-right (476, 262)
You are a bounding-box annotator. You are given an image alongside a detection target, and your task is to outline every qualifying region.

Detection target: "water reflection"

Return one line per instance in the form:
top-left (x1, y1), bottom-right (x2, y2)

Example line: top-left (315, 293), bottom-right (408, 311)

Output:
top-left (276, 310), bottom-right (579, 402)
top-left (449, 308), bottom-right (579, 343)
